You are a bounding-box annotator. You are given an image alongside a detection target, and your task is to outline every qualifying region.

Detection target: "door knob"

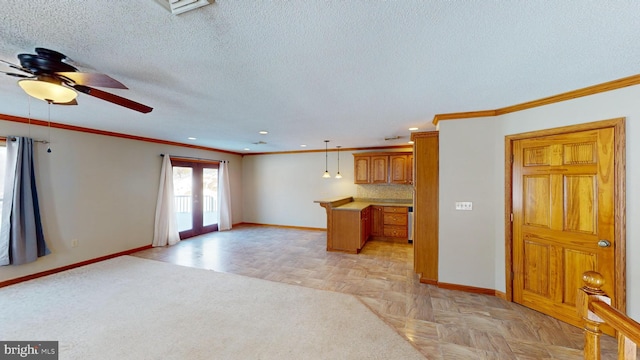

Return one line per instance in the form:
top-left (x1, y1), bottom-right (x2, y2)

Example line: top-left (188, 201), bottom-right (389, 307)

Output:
top-left (597, 239), bottom-right (611, 248)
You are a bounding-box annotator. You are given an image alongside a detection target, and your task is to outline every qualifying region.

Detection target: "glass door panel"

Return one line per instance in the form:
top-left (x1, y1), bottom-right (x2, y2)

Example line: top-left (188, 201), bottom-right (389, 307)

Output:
top-left (172, 166), bottom-right (193, 232)
top-left (202, 168), bottom-right (218, 227)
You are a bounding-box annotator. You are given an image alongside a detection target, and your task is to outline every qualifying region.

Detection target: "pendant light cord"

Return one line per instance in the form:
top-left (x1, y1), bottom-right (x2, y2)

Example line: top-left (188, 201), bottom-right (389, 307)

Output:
top-left (27, 95), bottom-right (32, 138)
top-left (325, 141), bottom-right (328, 171)
top-left (47, 100), bottom-right (52, 153)
top-left (335, 145), bottom-right (342, 178)
top-left (322, 140), bottom-right (330, 178)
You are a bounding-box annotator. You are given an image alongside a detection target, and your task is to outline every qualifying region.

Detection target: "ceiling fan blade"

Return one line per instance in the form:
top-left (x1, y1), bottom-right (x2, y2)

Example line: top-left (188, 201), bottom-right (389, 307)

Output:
top-left (57, 72), bottom-right (128, 89)
top-left (0, 59), bottom-right (34, 75)
top-left (72, 85), bottom-right (153, 114)
top-left (0, 70), bottom-right (33, 78)
top-left (52, 98), bottom-right (78, 106)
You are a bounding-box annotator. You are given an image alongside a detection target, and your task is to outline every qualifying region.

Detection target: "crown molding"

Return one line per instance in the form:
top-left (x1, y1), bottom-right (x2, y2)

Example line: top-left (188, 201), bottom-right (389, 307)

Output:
top-left (432, 73), bottom-right (640, 125)
top-left (0, 113), bottom-right (242, 156)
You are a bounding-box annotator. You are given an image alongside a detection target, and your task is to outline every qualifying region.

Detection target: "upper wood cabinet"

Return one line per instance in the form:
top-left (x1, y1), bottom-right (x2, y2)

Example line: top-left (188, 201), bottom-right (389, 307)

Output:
top-left (389, 154), bottom-right (411, 184)
top-left (354, 156), bottom-right (371, 184)
top-left (353, 152), bottom-right (412, 184)
top-left (407, 154), bottom-right (413, 185)
top-left (370, 156), bottom-right (388, 183)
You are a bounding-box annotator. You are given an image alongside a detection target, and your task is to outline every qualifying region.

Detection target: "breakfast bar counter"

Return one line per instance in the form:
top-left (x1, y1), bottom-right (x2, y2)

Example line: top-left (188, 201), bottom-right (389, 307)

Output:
top-left (315, 197), bottom-right (412, 253)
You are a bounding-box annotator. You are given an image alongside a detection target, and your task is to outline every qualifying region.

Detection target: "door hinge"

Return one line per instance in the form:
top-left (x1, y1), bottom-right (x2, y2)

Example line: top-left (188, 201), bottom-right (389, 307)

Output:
top-left (510, 213), bottom-right (513, 222)
top-left (511, 154), bottom-right (514, 163)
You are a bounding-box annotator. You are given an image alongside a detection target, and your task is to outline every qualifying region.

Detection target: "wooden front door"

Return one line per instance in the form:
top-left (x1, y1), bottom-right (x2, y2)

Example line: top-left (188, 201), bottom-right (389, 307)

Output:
top-left (512, 126), bottom-right (618, 333)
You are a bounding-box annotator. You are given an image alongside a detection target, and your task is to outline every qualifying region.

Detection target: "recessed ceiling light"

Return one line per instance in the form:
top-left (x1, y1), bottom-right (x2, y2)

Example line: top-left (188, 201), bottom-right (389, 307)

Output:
top-left (244, 148), bottom-right (251, 151)
top-left (188, 137), bottom-right (197, 140)
top-left (259, 131), bottom-right (269, 135)
top-left (300, 144), bottom-right (307, 147)
top-left (408, 140), bottom-right (415, 144)
top-left (408, 127), bottom-right (418, 131)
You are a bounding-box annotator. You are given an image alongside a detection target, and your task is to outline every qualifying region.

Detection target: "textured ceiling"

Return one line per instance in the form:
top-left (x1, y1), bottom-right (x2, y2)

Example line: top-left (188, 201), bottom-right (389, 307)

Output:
top-left (1, 1), bottom-right (639, 153)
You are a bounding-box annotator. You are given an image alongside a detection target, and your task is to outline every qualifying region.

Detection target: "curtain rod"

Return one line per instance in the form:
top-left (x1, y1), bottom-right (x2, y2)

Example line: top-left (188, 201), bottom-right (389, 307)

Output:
top-left (0, 135), bottom-right (49, 144)
top-left (160, 154), bottom-right (228, 163)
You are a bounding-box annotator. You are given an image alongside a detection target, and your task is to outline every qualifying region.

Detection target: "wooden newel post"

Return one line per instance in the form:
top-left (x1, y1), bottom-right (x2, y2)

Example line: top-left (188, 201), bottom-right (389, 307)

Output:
top-left (577, 271), bottom-right (610, 360)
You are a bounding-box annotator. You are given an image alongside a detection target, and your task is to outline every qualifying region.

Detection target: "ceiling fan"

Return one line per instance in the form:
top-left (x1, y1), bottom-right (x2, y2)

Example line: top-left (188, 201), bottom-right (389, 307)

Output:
top-left (0, 47), bottom-right (152, 113)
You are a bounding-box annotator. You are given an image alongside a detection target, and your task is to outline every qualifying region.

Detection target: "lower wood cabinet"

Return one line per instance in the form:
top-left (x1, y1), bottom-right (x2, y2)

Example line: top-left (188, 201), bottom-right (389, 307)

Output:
top-left (382, 206), bottom-right (408, 241)
top-left (370, 206), bottom-right (384, 236)
top-left (330, 208), bottom-right (370, 253)
top-left (328, 205), bottom-right (409, 253)
top-left (360, 207), bottom-right (371, 249)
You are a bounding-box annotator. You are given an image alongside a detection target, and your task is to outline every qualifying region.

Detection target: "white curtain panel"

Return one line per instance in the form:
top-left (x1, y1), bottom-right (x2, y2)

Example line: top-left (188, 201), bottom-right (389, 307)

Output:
top-left (152, 155), bottom-right (180, 247)
top-left (218, 160), bottom-right (232, 231)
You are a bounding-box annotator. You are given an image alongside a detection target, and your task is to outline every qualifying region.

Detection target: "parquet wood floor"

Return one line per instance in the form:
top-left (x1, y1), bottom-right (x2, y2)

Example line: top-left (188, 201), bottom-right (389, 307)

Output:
top-left (132, 224), bottom-right (624, 359)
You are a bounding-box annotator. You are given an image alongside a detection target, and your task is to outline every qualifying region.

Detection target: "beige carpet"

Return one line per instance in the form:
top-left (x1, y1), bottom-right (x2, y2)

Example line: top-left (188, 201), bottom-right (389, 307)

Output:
top-left (0, 256), bottom-right (425, 359)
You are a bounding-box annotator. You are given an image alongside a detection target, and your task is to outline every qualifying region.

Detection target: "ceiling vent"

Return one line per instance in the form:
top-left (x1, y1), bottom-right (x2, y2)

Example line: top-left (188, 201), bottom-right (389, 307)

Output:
top-left (154, 0), bottom-right (213, 15)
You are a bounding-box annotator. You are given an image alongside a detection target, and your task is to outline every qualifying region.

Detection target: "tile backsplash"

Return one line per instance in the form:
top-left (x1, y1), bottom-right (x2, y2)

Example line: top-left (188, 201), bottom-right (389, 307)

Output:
top-left (356, 184), bottom-right (413, 200)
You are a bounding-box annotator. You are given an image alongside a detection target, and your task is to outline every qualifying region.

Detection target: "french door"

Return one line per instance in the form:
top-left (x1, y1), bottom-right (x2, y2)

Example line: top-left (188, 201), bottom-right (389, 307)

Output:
top-left (171, 159), bottom-right (219, 239)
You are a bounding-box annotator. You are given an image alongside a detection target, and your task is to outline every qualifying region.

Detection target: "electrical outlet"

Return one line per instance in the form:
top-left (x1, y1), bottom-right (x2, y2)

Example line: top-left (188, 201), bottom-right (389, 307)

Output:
top-left (455, 202), bottom-right (473, 211)
top-left (71, 239), bottom-right (79, 248)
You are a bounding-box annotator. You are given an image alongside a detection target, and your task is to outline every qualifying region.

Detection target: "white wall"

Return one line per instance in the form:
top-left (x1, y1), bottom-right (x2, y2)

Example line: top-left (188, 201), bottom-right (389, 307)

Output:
top-left (241, 148), bottom-right (413, 228)
top-left (438, 117), bottom-right (500, 289)
top-left (242, 151), bottom-right (358, 228)
top-left (0, 119), bottom-right (243, 283)
top-left (438, 84), bottom-right (640, 320)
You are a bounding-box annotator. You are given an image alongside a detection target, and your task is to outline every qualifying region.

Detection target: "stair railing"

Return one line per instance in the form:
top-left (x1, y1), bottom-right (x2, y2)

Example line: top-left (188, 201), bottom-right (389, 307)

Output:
top-left (577, 271), bottom-right (640, 360)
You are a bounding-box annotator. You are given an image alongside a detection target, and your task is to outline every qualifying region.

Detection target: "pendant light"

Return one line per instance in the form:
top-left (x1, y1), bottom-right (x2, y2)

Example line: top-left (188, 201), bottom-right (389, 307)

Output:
top-left (322, 140), bottom-right (331, 178)
top-left (335, 145), bottom-right (342, 179)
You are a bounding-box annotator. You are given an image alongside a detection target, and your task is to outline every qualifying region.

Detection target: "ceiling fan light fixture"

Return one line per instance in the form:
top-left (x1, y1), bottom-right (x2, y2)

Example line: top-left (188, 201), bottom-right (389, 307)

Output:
top-left (18, 78), bottom-right (77, 103)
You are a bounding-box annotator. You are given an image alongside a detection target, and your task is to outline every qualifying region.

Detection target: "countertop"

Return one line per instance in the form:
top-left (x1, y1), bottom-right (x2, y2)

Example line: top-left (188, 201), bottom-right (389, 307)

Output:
top-left (313, 196), bottom-right (353, 204)
top-left (333, 198), bottom-right (412, 211)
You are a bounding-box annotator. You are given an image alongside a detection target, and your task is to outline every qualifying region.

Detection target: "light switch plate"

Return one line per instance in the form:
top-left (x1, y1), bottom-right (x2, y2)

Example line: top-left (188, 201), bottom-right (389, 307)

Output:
top-left (455, 201), bottom-right (473, 210)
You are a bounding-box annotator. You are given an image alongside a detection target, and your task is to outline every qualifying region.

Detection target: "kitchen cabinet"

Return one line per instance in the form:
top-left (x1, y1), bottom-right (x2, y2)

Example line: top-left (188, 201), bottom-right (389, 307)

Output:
top-left (411, 131), bottom-right (439, 284)
top-left (369, 205), bottom-right (409, 242)
top-left (370, 206), bottom-right (384, 237)
top-left (360, 207), bottom-right (371, 249)
top-left (383, 206), bottom-right (408, 240)
top-left (317, 198), bottom-right (412, 253)
top-left (370, 156), bottom-right (388, 183)
top-left (354, 156), bottom-right (370, 184)
top-left (408, 154), bottom-right (413, 185)
top-left (354, 155), bottom-right (389, 184)
top-left (389, 154), bottom-right (411, 184)
top-left (353, 152), bottom-right (412, 184)
top-left (330, 207), bottom-right (370, 253)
